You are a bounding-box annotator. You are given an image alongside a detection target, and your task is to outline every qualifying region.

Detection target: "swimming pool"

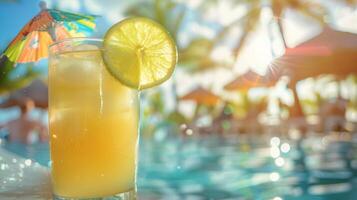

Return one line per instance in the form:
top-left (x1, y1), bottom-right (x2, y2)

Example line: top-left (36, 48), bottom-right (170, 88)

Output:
top-left (2, 133), bottom-right (357, 200)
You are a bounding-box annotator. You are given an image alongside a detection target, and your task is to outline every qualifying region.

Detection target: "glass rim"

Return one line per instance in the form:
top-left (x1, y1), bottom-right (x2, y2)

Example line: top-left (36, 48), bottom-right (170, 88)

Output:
top-left (49, 37), bottom-right (103, 51)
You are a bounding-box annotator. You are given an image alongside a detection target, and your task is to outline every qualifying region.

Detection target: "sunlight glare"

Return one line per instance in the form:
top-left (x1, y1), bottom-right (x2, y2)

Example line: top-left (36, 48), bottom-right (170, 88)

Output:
top-left (280, 143), bottom-right (291, 153)
top-left (211, 45), bottom-right (233, 63)
top-left (270, 137), bottom-right (280, 146)
top-left (270, 146), bottom-right (280, 158)
top-left (270, 172), bottom-right (280, 182)
top-left (275, 157), bottom-right (285, 167)
top-left (204, 1), bottom-right (247, 26)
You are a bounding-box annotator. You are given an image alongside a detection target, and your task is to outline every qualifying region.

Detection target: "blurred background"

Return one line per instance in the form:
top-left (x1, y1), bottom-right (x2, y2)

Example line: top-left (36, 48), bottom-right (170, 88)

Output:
top-left (0, 0), bottom-right (357, 199)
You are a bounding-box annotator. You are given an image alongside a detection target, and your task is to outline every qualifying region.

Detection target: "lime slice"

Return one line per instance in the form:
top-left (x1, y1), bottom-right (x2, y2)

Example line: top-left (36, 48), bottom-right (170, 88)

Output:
top-left (103, 17), bottom-right (177, 90)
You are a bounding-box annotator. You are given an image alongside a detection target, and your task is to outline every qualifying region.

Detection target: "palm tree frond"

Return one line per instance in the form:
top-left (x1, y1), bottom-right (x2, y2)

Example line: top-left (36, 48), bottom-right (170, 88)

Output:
top-left (0, 56), bottom-right (40, 95)
top-left (288, 0), bottom-right (327, 24)
top-left (171, 6), bottom-right (186, 41)
top-left (232, 7), bottom-right (261, 62)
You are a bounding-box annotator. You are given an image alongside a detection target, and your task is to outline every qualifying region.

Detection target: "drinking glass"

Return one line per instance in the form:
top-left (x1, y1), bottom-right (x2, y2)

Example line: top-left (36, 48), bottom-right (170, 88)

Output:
top-left (49, 38), bottom-right (138, 199)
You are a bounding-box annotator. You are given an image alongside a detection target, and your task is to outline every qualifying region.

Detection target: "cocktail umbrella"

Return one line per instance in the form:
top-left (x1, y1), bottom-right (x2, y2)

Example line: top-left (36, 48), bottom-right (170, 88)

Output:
top-left (224, 71), bottom-right (272, 130)
top-left (1, 1), bottom-right (97, 64)
top-left (268, 27), bottom-right (357, 121)
top-left (180, 87), bottom-right (220, 106)
top-left (180, 87), bottom-right (220, 132)
top-left (224, 70), bottom-right (275, 91)
top-left (268, 27), bottom-right (357, 82)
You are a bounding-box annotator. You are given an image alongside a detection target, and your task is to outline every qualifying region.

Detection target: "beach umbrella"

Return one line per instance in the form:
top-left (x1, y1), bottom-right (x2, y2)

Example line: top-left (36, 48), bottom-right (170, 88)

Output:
top-left (0, 79), bottom-right (48, 109)
top-left (180, 87), bottom-right (220, 106)
top-left (268, 27), bottom-right (357, 120)
top-left (269, 27), bottom-right (357, 82)
top-left (224, 70), bottom-right (275, 91)
top-left (1, 1), bottom-right (97, 64)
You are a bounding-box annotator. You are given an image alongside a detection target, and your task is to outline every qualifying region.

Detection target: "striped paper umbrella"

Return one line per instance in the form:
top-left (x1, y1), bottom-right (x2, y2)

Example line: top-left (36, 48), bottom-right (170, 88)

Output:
top-left (1, 1), bottom-right (97, 64)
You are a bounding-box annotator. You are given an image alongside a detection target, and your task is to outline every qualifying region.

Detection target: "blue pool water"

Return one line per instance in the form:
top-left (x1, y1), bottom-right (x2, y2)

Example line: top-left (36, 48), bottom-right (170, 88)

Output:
top-left (2, 133), bottom-right (357, 200)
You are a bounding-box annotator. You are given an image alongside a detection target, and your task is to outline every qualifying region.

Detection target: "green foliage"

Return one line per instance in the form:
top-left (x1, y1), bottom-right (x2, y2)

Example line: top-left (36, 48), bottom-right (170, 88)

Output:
top-left (179, 38), bottom-right (219, 72)
top-left (300, 98), bottom-right (319, 115)
top-left (125, 0), bottom-right (185, 41)
top-left (166, 110), bottom-right (187, 125)
top-left (147, 90), bottom-right (165, 114)
top-left (0, 57), bottom-right (40, 95)
top-left (209, 0), bottom-right (327, 60)
top-left (126, 0), bottom-right (225, 73)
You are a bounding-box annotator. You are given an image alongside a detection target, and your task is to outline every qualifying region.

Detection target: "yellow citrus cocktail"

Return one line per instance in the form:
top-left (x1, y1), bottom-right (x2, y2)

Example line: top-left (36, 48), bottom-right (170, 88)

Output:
top-left (49, 44), bottom-right (138, 198)
top-left (48, 17), bottom-right (177, 199)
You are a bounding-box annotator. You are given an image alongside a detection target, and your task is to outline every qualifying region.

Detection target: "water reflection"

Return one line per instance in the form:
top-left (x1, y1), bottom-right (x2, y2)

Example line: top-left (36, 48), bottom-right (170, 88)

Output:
top-left (281, 143), bottom-right (290, 153)
top-left (137, 133), bottom-right (357, 199)
top-left (275, 157), bottom-right (285, 167)
top-left (1, 132), bottom-right (357, 199)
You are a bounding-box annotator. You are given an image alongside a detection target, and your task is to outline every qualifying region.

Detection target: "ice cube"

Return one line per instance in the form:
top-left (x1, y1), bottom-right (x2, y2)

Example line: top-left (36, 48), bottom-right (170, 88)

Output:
top-left (53, 51), bottom-right (103, 86)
